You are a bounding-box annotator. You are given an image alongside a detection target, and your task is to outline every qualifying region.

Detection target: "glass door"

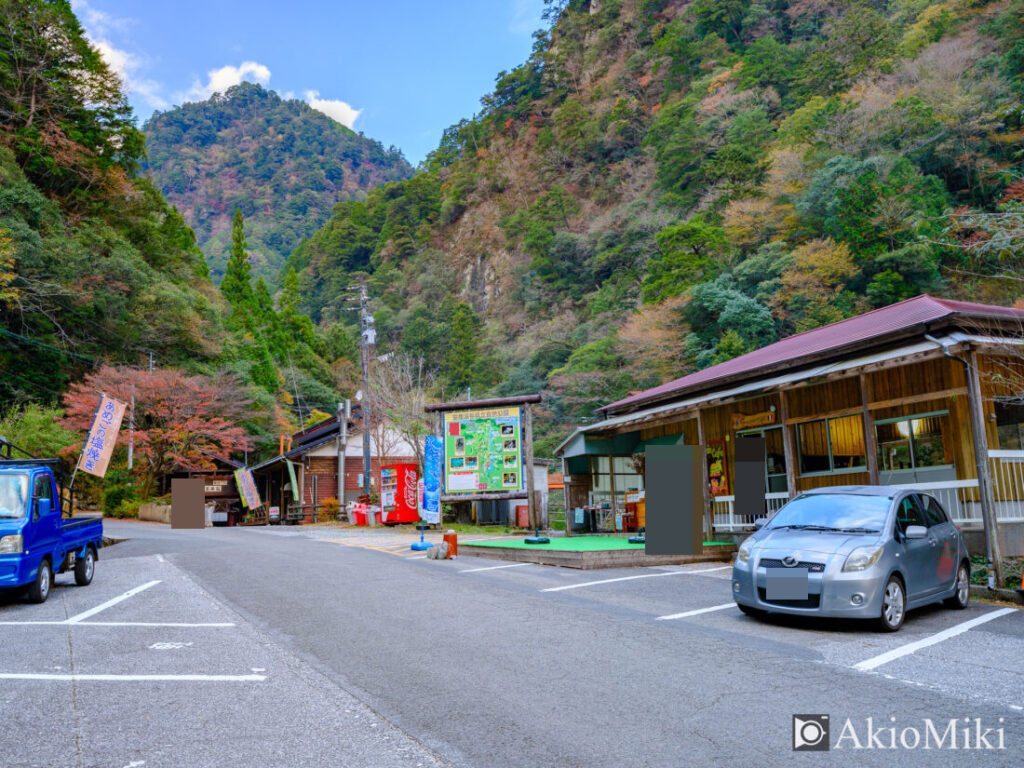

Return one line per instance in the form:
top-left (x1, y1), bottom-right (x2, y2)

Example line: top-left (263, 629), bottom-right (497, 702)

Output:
top-left (737, 426), bottom-right (788, 494)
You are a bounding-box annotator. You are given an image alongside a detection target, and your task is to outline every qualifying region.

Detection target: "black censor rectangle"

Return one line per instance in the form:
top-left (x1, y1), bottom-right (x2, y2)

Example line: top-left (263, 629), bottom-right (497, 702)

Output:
top-left (644, 444), bottom-right (702, 555)
top-left (734, 436), bottom-right (767, 523)
top-left (171, 477), bottom-right (205, 529)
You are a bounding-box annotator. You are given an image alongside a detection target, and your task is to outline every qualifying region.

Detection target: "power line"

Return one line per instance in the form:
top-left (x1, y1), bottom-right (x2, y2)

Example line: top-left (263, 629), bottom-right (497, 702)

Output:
top-left (0, 326), bottom-right (105, 365)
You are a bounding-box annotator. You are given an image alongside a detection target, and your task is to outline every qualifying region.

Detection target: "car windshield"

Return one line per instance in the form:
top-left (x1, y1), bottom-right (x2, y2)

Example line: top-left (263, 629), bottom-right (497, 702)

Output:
top-left (0, 474), bottom-right (28, 519)
top-left (766, 493), bottom-right (890, 533)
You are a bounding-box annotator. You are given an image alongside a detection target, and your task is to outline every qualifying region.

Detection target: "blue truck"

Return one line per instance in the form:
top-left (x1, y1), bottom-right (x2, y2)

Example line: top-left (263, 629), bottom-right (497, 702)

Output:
top-left (0, 448), bottom-right (104, 604)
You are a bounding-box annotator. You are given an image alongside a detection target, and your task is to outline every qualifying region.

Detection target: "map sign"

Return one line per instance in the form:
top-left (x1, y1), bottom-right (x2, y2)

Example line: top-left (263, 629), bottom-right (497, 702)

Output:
top-left (442, 406), bottom-right (523, 494)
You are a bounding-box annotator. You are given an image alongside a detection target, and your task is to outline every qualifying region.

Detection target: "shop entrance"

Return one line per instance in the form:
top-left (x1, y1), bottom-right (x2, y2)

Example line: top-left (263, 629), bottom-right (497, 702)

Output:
top-left (736, 426), bottom-right (788, 494)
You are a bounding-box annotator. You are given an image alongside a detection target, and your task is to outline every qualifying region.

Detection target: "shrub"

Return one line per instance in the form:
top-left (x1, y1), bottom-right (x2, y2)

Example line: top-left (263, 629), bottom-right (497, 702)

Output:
top-left (320, 497), bottom-right (341, 519)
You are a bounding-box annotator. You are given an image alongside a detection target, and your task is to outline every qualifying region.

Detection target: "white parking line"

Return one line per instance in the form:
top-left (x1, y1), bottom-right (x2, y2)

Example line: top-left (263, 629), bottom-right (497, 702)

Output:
top-left (65, 580), bottom-right (161, 623)
top-left (540, 565), bottom-right (730, 593)
top-left (0, 621), bottom-right (234, 627)
top-left (461, 563), bottom-right (533, 573)
top-left (656, 603), bottom-right (736, 621)
top-left (0, 673), bottom-right (265, 682)
top-left (853, 608), bottom-right (1017, 672)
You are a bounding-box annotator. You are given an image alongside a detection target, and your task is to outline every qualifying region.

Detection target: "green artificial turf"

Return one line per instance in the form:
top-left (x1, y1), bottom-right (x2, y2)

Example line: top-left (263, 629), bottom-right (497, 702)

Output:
top-left (466, 536), bottom-right (732, 551)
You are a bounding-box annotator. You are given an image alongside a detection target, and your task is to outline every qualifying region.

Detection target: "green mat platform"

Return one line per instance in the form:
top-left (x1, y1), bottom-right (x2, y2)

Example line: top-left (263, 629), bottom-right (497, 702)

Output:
top-left (468, 536), bottom-right (732, 552)
top-left (458, 535), bottom-right (736, 570)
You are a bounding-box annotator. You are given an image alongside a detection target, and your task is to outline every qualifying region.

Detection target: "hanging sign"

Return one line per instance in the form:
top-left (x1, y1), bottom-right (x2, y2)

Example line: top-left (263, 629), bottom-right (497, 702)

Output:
top-left (732, 410), bottom-right (776, 430)
top-left (234, 468), bottom-right (262, 509)
top-left (286, 460), bottom-right (300, 502)
top-left (77, 395), bottom-right (127, 478)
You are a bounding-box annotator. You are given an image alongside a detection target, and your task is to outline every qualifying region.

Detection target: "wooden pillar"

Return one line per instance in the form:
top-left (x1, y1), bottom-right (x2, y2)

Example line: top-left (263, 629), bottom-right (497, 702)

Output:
top-left (966, 348), bottom-right (1005, 588)
top-left (562, 456), bottom-right (572, 538)
top-left (695, 409), bottom-right (712, 541)
top-left (860, 373), bottom-right (879, 485)
top-left (608, 453), bottom-right (617, 532)
top-left (524, 405), bottom-right (537, 529)
top-left (779, 389), bottom-right (798, 499)
top-left (434, 411), bottom-right (444, 528)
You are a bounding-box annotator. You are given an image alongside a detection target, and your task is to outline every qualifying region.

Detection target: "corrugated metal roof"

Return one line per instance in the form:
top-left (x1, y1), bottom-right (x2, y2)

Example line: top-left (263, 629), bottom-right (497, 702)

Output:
top-left (602, 295), bottom-right (1024, 415)
top-left (555, 336), bottom-right (955, 456)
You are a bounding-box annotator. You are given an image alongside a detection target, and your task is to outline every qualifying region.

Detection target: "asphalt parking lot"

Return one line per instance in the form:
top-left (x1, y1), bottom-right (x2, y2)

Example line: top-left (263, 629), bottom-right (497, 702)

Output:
top-left (2, 521), bottom-right (1022, 767)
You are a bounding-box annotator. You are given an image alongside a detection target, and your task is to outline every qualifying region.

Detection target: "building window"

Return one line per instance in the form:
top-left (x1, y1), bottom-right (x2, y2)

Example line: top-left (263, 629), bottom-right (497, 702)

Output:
top-left (588, 456), bottom-right (643, 507)
top-left (995, 401), bottom-right (1024, 450)
top-left (875, 411), bottom-right (951, 472)
top-left (797, 415), bottom-right (866, 475)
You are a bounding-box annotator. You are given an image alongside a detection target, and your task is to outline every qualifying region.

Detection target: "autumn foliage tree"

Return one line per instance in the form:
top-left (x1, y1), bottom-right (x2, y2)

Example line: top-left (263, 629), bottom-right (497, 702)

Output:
top-left (62, 366), bottom-right (250, 496)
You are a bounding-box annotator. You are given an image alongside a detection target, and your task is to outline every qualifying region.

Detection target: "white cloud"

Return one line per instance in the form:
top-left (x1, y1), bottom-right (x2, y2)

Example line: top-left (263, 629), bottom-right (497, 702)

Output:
top-left (304, 90), bottom-right (361, 129)
top-left (72, 1), bottom-right (168, 109)
top-left (71, 0), bottom-right (130, 37)
top-left (184, 61), bottom-right (272, 102)
top-left (509, 0), bottom-right (542, 36)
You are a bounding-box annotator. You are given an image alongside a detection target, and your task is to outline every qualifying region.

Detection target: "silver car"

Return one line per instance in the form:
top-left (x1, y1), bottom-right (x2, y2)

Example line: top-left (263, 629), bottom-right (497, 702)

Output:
top-left (731, 486), bottom-right (971, 631)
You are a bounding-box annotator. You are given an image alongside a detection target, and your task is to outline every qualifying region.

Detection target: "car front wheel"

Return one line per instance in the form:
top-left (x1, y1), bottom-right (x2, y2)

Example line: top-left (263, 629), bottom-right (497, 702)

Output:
top-left (876, 575), bottom-right (906, 632)
top-left (944, 562), bottom-right (970, 610)
top-left (27, 559), bottom-right (52, 604)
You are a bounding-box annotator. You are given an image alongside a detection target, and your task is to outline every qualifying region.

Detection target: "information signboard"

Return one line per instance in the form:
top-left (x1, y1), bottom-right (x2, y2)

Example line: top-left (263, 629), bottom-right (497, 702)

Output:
top-left (442, 406), bottom-right (523, 494)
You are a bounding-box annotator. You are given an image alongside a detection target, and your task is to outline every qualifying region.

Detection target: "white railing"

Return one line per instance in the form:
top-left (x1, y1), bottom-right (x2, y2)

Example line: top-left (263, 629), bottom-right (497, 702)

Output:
top-left (989, 450), bottom-right (1024, 523)
top-left (712, 492), bottom-right (790, 532)
top-left (891, 480), bottom-right (981, 525)
top-left (710, 450), bottom-right (1024, 532)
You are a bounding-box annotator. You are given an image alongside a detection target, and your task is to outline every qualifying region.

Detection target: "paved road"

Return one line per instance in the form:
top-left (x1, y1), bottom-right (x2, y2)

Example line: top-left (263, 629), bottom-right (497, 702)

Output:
top-left (2, 521), bottom-right (1022, 767)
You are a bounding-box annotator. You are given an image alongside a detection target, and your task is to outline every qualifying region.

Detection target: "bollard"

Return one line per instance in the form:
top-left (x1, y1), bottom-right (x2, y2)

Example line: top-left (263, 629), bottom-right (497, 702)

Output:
top-left (443, 529), bottom-right (458, 558)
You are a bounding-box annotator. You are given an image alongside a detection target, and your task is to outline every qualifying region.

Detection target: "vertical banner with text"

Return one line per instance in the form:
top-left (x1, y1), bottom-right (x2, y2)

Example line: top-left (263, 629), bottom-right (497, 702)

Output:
top-left (422, 435), bottom-right (441, 524)
top-left (77, 395), bottom-right (127, 478)
top-left (234, 468), bottom-right (262, 510)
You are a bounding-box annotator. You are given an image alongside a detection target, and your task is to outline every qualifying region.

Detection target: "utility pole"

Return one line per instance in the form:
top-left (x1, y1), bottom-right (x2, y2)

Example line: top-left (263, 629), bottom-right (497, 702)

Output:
top-left (337, 399), bottom-right (350, 514)
top-left (359, 284), bottom-right (376, 525)
top-left (127, 395), bottom-right (135, 471)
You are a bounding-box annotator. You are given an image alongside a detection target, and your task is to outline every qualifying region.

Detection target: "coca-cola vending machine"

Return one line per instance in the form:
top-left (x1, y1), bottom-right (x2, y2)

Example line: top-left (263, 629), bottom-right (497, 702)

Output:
top-left (379, 463), bottom-right (420, 524)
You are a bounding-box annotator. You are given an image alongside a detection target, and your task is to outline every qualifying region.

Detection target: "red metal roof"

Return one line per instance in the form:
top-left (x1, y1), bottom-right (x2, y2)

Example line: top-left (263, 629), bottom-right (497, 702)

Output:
top-left (603, 295), bottom-right (1024, 414)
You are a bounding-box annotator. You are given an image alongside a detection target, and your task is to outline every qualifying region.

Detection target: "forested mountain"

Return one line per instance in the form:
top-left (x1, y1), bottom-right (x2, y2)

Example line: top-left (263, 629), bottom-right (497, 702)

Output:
top-left (292, 0), bottom-right (1024, 453)
top-left (0, 1), bottom-right (357, 460)
top-left (144, 84), bottom-right (412, 284)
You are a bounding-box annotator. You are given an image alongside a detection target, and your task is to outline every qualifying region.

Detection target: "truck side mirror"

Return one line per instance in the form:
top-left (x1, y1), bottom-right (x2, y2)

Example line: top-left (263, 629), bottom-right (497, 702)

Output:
top-left (753, 517), bottom-right (767, 530)
top-left (35, 498), bottom-right (51, 521)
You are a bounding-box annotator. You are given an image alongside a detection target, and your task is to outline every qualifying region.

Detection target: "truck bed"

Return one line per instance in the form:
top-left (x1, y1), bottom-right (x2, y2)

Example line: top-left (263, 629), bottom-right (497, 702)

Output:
top-left (61, 515), bottom-right (104, 550)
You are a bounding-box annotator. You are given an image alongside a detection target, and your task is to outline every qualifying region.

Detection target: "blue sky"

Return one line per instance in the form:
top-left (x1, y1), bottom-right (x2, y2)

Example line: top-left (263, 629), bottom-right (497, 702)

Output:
top-left (71, 0), bottom-right (547, 165)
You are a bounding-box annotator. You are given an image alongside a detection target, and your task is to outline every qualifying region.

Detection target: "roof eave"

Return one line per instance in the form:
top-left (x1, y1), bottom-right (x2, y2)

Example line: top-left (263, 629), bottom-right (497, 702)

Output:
top-left (600, 318), bottom-right (957, 417)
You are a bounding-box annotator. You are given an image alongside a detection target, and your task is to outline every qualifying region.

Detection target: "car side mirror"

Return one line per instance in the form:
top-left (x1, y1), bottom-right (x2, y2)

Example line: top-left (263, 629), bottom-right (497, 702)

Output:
top-left (753, 517), bottom-right (767, 530)
top-left (904, 524), bottom-right (927, 540)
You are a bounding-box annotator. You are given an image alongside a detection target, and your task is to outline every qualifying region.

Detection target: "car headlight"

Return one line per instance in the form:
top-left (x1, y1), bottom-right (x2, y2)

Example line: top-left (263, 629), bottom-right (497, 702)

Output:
top-left (737, 537), bottom-right (754, 564)
top-left (843, 544), bottom-right (884, 572)
top-left (0, 534), bottom-right (23, 555)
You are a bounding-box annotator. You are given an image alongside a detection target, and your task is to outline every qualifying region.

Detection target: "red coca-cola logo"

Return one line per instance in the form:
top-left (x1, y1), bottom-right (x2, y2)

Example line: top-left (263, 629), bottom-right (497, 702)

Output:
top-left (404, 468), bottom-right (418, 508)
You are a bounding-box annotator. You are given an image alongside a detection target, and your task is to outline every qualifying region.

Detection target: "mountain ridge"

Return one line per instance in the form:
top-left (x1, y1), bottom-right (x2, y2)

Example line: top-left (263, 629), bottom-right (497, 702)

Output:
top-left (144, 83), bottom-right (413, 284)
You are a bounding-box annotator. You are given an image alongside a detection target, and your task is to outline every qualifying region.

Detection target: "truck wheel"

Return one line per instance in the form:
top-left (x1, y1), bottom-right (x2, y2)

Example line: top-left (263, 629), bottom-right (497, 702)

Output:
top-left (27, 559), bottom-right (52, 604)
top-left (74, 547), bottom-right (95, 586)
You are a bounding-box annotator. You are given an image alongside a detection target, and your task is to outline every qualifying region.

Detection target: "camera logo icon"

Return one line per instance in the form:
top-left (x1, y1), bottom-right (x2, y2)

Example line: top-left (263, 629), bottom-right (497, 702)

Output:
top-left (793, 714), bottom-right (830, 751)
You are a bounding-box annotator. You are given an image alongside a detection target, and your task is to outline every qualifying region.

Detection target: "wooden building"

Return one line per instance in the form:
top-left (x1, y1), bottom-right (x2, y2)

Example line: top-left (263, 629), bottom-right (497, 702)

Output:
top-left (556, 295), bottom-right (1024, 557)
top-left (250, 410), bottom-right (416, 522)
top-left (163, 453), bottom-right (244, 525)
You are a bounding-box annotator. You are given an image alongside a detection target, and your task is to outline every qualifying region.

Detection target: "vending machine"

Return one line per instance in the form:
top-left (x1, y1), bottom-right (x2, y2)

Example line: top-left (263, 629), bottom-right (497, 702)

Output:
top-left (379, 463), bottom-right (420, 524)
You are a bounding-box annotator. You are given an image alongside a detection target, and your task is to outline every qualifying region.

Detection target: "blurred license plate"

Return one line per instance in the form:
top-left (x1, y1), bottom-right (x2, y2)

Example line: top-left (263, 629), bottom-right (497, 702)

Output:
top-left (766, 568), bottom-right (809, 600)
